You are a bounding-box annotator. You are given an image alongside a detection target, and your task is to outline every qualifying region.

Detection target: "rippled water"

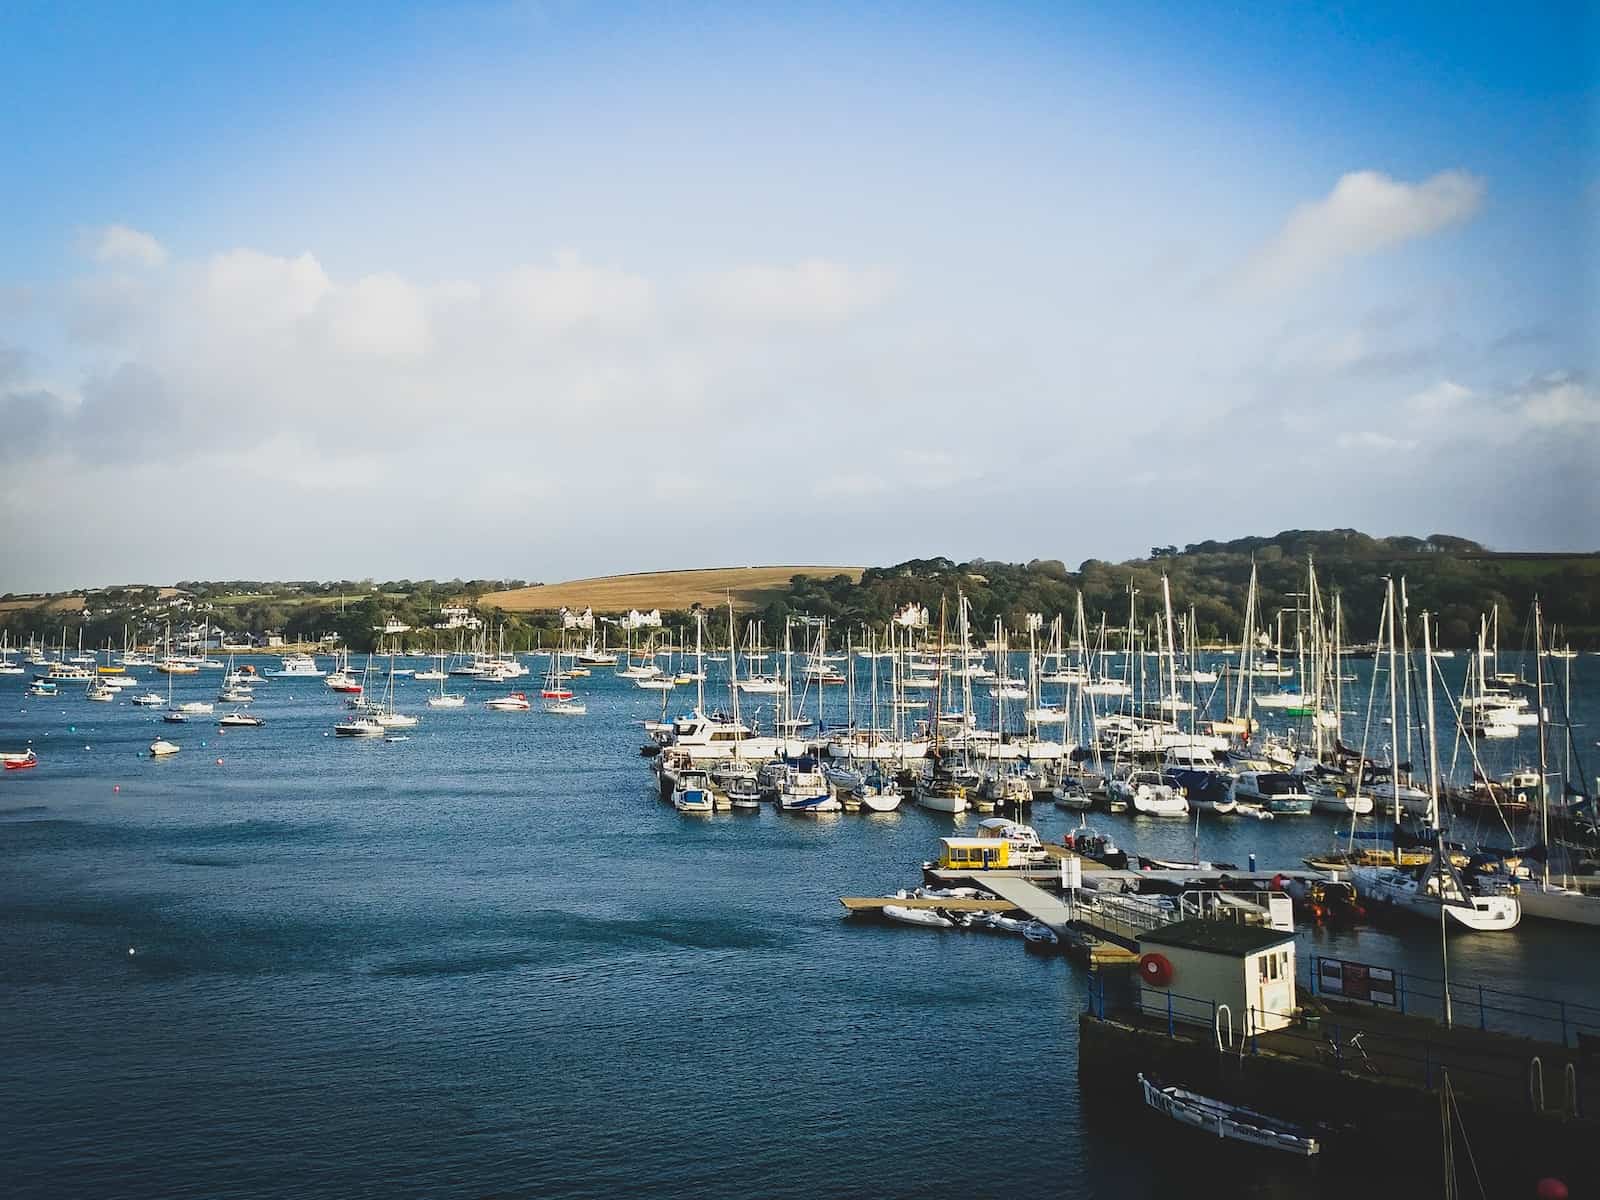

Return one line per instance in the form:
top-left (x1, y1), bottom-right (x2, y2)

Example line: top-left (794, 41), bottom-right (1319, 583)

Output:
top-left (1, 652), bottom-right (1594, 1198)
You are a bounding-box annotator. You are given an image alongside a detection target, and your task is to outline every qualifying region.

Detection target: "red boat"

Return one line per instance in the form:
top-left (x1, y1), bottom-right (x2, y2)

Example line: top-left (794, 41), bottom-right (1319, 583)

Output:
top-left (3, 749), bottom-right (38, 770)
top-left (540, 688), bottom-right (574, 700)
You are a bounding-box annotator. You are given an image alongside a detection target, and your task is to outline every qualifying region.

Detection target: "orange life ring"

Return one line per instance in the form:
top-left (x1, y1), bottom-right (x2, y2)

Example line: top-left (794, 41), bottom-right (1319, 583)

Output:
top-left (1139, 952), bottom-right (1174, 987)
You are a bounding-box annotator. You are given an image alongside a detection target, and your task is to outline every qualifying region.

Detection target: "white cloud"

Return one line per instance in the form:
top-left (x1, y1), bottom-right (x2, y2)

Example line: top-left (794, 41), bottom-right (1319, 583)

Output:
top-left (696, 260), bottom-right (893, 322)
top-left (497, 251), bottom-right (652, 331)
top-left (1406, 380), bottom-right (1474, 413)
top-left (325, 272), bottom-right (431, 357)
top-left (1335, 430), bottom-right (1417, 453)
top-left (1244, 170), bottom-right (1484, 292)
top-left (1516, 373), bottom-right (1597, 428)
top-left (89, 224), bottom-right (167, 266)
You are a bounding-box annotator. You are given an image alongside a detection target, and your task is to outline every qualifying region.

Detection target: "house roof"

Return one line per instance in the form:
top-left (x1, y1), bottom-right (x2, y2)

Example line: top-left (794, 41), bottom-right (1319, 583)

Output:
top-left (1139, 919), bottom-right (1296, 957)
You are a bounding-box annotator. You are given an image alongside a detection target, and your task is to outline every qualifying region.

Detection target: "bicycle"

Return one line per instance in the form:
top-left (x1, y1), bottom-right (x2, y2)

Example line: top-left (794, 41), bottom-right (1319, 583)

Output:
top-left (1321, 1029), bottom-right (1381, 1074)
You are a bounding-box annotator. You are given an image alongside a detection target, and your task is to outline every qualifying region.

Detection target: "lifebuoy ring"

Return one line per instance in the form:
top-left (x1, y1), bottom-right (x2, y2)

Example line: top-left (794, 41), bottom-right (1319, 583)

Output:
top-left (1138, 952), bottom-right (1174, 987)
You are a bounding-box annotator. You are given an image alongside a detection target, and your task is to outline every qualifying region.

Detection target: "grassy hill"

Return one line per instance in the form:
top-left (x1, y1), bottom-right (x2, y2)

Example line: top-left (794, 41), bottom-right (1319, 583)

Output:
top-left (481, 566), bottom-right (864, 614)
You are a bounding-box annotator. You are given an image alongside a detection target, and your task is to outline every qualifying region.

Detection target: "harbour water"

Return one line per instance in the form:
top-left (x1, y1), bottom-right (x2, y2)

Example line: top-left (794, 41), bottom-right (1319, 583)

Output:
top-left (2, 652), bottom-right (1596, 1198)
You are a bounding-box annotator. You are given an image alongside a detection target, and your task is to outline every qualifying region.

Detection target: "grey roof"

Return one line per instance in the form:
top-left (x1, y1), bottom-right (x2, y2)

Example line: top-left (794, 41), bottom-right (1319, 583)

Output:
top-left (1139, 919), bottom-right (1296, 957)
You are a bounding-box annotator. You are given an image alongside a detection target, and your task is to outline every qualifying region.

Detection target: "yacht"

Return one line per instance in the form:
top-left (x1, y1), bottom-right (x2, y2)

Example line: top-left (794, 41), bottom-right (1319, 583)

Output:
top-left (662, 710), bottom-right (781, 763)
top-left (1351, 846), bottom-right (1520, 932)
top-left (485, 692), bottom-right (531, 711)
top-left (272, 654), bottom-right (324, 678)
top-left (218, 711), bottom-right (265, 727)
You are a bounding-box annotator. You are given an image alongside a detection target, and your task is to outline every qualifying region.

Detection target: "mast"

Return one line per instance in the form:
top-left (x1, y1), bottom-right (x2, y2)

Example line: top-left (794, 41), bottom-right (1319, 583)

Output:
top-left (1534, 600), bottom-right (1550, 890)
top-left (1386, 579), bottom-right (1401, 836)
top-left (1422, 609), bottom-right (1452, 1029)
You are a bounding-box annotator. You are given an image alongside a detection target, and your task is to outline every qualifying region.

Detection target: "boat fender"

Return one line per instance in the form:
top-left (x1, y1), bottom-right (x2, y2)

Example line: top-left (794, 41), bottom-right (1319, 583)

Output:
top-left (1139, 952), bottom-right (1174, 988)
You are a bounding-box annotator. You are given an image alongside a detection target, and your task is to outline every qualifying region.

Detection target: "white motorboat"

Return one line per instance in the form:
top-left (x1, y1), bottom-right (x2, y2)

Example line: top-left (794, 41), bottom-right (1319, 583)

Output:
top-left (218, 711), bottom-right (265, 727)
top-left (271, 654), bottom-right (324, 678)
top-left (736, 675), bottom-right (784, 695)
top-left (426, 694), bottom-right (466, 708)
top-left (148, 738), bottom-right (181, 757)
top-left (131, 692), bottom-right (165, 707)
top-left (1139, 1075), bottom-right (1320, 1157)
top-left (881, 904), bottom-right (956, 929)
top-left (1110, 769), bottom-right (1189, 817)
top-left (1231, 771), bottom-right (1314, 815)
top-left (672, 768), bottom-right (715, 813)
top-left (485, 692), bottom-right (531, 711)
top-left (779, 765), bottom-right (838, 813)
top-left (177, 701), bottom-right (214, 714)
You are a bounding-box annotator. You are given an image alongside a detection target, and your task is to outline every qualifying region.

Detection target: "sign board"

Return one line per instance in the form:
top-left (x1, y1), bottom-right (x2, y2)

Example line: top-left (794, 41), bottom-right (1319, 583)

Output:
top-left (1317, 957), bottom-right (1397, 1007)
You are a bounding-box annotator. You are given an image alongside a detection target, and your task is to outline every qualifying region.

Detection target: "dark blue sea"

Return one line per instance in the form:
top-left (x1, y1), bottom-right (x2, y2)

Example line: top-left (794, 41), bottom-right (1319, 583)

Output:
top-left (2, 651), bottom-right (1595, 1198)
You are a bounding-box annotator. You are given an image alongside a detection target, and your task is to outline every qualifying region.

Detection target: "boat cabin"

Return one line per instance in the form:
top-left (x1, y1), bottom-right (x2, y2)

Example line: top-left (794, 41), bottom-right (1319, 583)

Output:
top-left (936, 837), bottom-right (1011, 871)
top-left (1135, 919), bottom-right (1297, 1035)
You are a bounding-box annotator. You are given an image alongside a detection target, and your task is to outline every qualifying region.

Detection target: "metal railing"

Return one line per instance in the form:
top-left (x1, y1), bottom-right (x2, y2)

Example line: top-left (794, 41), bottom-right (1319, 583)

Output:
top-left (1085, 974), bottom-right (1590, 1115)
top-left (1306, 955), bottom-right (1600, 1047)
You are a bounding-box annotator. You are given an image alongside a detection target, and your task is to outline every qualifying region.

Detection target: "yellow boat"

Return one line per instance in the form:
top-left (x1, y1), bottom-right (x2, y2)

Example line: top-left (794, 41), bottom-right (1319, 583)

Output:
top-left (97, 665), bottom-right (126, 675)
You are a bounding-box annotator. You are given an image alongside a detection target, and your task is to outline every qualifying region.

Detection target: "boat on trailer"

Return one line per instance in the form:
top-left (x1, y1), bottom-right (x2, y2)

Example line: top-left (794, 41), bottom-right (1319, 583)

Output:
top-left (1138, 1074), bottom-right (1320, 1157)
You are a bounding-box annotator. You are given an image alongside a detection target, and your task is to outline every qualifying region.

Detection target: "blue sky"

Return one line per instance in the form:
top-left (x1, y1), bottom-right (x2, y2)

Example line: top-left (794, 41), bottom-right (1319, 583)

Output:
top-left (1, 2), bottom-right (1595, 589)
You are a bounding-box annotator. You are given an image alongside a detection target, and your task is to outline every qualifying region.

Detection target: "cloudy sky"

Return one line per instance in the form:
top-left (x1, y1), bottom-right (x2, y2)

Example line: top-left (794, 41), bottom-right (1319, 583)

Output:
top-left (2, 2), bottom-right (1595, 591)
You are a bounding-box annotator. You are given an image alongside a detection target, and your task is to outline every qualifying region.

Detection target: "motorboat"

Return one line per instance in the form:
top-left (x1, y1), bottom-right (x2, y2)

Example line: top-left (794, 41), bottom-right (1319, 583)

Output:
top-left (1139, 1075), bottom-right (1320, 1157)
top-left (1109, 768), bottom-right (1189, 817)
top-left (148, 738), bottom-right (181, 757)
top-left (485, 692), bottom-right (531, 711)
top-left (26, 680), bottom-right (58, 697)
top-left (333, 716), bottom-right (386, 737)
top-left (1231, 771), bottom-right (1314, 815)
top-left (131, 692), bottom-right (165, 707)
top-left (881, 904), bottom-right (956, 929)
top-left (2, 748), bottom-right (38, 770)
top-left (672, 768), bottom-right (715, 813)
top-left (177, 701), bottom-right (214, 714)
top-left (85, 679), bottom-right (117, 701)
top-left (778, 760), bottom-right (838, 813)
top-left (218, 711), bottom-right (265, 727)
top-left (324, 671), bottom-right (363, 694)
top-left (736, 674), bottom-right (784, 695)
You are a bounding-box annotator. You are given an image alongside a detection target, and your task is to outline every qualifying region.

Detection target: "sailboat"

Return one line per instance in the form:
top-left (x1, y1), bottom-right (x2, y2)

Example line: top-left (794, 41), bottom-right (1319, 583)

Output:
top-left (375, 655), bottom-right (419, 728)
top-left (1350, 607), bottom-right (1520, 932)
top-left (541, 633), bottom-right (586, 715)
top-left (424, 651), bottom-right (465, 708)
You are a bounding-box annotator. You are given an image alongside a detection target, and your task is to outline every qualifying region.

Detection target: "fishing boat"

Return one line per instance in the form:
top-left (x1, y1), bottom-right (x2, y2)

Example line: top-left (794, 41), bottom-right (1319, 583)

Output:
top-left (26, 680), bottom-right (58, 697)
top-left (1138, 1075), bottom-right (1320, 1157)
top-left (485, 692), bottom-right (531, 712)
top-left (149, 738), bottom-right (181, 757)
top-left (2, 748), bottom-right (38, 770)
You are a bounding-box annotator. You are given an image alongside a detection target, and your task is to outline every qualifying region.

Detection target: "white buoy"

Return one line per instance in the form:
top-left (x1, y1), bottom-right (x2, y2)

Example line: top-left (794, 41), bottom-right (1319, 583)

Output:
top-left (127, 948), bottom-right (136, 956)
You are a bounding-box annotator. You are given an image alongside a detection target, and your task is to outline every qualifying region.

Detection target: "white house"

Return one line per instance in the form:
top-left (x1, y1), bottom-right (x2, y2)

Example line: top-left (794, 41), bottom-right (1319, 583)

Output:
top-left (1134, 919), bottom-right (1298, 1036)
top-left (435, 605), bottom-right (484, 631)
top-left (621, 609), bottom-right (662, 630)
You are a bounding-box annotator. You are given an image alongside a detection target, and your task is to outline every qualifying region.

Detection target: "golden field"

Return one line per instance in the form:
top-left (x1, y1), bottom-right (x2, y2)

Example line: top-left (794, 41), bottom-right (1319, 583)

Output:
top-left (480, 566), bottom-right (863, 614)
